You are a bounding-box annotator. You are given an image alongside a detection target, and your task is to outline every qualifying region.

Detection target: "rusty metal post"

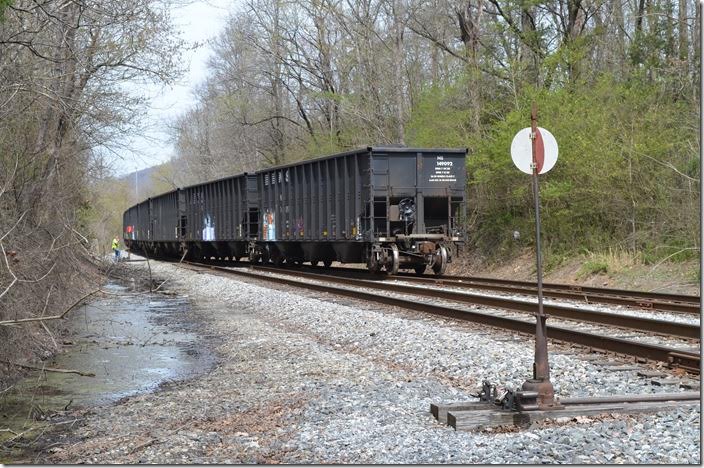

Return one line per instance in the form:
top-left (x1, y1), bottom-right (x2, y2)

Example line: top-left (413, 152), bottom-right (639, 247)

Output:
top-left (520, 102), bottom-right (560, 409)
top-left (530, 104), bottom-right (549, 382)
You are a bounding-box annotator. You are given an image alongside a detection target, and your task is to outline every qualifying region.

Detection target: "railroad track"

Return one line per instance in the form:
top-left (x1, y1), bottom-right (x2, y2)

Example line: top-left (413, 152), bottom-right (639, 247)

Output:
top-left (278, 264), bottom-right (700, 315)
top-left (179, 260), bottom-right (700, 373)
top-left (195, 259), bottom-right (700, 314)
top-left (435, 273), bottom-right (699, 304)
top-left (411, 273), bottom-right (701, 315)
top-left (250, 265), bottom-right (699, 339)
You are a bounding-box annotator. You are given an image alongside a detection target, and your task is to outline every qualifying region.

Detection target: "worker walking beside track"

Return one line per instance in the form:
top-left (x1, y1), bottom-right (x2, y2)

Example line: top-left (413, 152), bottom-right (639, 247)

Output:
top-left (112, 236), bottom-right (120, 261)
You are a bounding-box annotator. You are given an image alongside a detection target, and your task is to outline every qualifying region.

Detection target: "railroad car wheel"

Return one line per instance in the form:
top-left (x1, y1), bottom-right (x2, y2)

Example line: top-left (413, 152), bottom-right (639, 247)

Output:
top-left (432, 246), bottom-right (448, 276)
top-left (310, 260), bottom-right (319, 267)
top-left (248, 243), bottom-right (261, 264)
top-left (261, 248), bottom-right (271, 265)
top-left (387, 245), bottom-right (399, 275)
top-left (414, 265), bottom-right (427, 275)
top-left (323, 259), bottom-right (333, 268)
top-left (367, 255), bottom-right (381, 274)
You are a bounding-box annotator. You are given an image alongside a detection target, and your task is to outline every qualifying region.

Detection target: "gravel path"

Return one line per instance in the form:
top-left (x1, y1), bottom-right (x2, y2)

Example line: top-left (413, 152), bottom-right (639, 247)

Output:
top-left (43, 260), bottom-right (700, 464)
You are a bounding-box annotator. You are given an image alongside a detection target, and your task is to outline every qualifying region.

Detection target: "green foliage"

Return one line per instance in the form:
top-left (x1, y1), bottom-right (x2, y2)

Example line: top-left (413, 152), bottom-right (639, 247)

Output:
top-left (149, 161), bottom-right (179, 196)
top-left (577, 248), bottom-right (643, 279)
top-left (577, 259), bottom-right (609, 278)
top-left (543, 248), bottom-right (567, 274)
top-left (0, 0), bottom-right (11, 21)
top-left (82, 176), bottom-right (134, 254)
top-left (408, 73), bottom-right (698, 263)
top-left (406, 84), bottom-right (473, 148)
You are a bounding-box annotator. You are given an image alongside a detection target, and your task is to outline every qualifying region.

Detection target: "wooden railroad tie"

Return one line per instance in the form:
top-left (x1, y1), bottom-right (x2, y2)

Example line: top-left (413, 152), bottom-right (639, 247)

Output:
top-left (431, 398), bottom-right (700, 431)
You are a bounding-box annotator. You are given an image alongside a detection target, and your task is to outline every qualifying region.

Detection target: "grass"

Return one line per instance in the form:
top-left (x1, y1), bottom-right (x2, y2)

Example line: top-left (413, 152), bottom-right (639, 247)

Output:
top-left (576, 248), bottom-right (641, 280)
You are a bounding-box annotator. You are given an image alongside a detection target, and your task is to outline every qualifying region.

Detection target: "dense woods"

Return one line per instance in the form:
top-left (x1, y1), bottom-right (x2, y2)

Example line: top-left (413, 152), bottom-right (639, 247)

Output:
top-left (170, 0), bottom-right (700, 266)
top-left (0, 0), bottom-right (182, 380)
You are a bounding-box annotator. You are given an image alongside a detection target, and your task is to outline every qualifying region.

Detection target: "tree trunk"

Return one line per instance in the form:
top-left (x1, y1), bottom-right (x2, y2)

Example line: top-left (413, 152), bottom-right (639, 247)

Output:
top-left (311, 3), bottom-right (338, 146)
top-left (392, 0), bottom-right (405, 145)
top-left (692, 0), bottom-right (700, 88)
top-left (521, 2), bottom-right (539, 86)
top-left (271, 0), bottom-right (285, 165)
top-left (431, 43), bottom-right (439, 86)
top-left (678, 0), bottom-right (688, 65)
top-left (611, 0), bottom-right (627, 76)
top-left (566, 0), bottom-right (585, 81)
top-left (29, 2), bottom-right (80, 219)
top-left (457, 0), bottom-right (482, 132)
top-left (635, 0), bottom-right (646, 34)
top-left (664, 0), bottom-right (676, 59)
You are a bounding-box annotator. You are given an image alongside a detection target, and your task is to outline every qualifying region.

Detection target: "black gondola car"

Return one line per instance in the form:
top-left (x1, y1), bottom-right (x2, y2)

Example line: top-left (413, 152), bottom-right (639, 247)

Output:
top-left (179, 173), bottom-right (259, 260)
top-left (252, 146), bottom-right (466, 274)
top-left (123, 199), bottom-right (150, 243)
top-left (124, 146), bottom-right (466, 275)
top-left (124, 173), bottom-right (259, 260)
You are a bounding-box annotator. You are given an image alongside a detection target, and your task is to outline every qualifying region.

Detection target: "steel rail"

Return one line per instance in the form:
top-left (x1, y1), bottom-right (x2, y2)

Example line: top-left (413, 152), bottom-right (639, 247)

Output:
top-left (261, 263), bottom-right (699, 305)
top-left (222, 261), bottom-right (700, 314)
top-left (181, 259), bottom-right (700, 313)
top-left (329, 266), bottom-right (700, 313)
top-left (419, 273), bottom-right (700, 306)
top-left (560, 392), bottom-right (701, 405)
top-left (392, 275), bottom-right (700, 315)
top-left (250, 265), bottom-right (700, 339)
top-left (182, 261), bottom-right (700, 373)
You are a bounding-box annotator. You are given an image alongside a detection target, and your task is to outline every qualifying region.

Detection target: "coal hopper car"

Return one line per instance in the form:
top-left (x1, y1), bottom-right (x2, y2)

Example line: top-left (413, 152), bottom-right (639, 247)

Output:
top-left (251, 146), bottom-right (466, 275)
top-left (123, 173), bottom-right (260, 261)
top-left (123, 146), bottom-right (466, 276)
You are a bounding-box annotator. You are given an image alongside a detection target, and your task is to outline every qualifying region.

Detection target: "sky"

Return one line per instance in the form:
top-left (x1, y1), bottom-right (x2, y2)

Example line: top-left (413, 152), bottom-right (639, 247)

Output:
top-left (113, 0), bottom-right (233, 176)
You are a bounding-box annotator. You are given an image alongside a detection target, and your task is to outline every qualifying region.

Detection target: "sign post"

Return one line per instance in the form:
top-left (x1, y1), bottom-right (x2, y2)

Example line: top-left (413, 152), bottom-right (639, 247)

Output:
top-left (510, 103), bottom-right (562, 410)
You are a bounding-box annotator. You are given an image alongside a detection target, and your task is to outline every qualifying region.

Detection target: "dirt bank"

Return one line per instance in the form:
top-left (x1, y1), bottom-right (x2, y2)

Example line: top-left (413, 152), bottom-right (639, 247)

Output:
top-left (450, 249), bottom-right (699, 296)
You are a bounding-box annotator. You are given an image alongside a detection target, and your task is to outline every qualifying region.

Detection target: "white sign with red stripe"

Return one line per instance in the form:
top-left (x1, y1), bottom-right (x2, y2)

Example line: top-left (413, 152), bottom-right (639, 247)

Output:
top-left (510, 127), bottom-right (558, 175)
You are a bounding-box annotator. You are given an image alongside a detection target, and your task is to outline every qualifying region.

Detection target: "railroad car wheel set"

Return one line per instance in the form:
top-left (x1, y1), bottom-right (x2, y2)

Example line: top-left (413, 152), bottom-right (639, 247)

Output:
top-left (123, 147), bottom-right (466, 276)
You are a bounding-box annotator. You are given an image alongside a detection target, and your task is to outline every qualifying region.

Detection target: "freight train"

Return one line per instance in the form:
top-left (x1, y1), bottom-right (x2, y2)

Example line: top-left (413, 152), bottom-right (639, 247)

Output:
top-left (123, 146), bottom-right (467, 276)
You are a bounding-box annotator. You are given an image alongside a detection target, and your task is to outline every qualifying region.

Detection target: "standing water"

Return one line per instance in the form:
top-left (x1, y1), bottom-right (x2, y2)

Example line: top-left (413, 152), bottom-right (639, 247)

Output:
top-left (1, 279), bottom-right (215, 461)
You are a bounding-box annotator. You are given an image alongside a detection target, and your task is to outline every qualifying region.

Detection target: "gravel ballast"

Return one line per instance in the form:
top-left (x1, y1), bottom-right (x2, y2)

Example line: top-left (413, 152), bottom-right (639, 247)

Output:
top-left (43, 260), bottom-right (701, 464)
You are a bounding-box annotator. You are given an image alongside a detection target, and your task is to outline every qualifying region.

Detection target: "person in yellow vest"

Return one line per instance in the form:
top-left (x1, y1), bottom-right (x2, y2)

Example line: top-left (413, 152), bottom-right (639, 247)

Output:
top-left (112, 236), bottom-right (120, 260)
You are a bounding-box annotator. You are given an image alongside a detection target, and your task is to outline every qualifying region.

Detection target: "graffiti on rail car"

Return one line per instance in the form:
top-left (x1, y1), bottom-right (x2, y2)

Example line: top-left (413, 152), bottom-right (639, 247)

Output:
top-left (203, 215), bottom-right (215, 241)
top-left (263, 209), bottom-right (276, 241)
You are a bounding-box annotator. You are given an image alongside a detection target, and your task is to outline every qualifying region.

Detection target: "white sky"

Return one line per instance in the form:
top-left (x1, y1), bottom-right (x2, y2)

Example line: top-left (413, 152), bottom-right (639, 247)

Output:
top-left (113, 0), bottom-right (234, 176)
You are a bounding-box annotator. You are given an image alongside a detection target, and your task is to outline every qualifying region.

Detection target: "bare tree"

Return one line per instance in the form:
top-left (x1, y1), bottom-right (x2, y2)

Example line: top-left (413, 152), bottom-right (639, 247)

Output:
top-left (0, 0), bottom-right (183, 383)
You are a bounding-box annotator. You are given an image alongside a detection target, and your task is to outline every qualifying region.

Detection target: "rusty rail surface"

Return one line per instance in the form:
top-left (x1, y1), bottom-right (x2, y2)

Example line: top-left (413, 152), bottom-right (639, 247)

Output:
top-left (393, 274), bottom-right (700, 315)
top-left (311, 265), bottom-right (700, 314)
top-left (250, 265), bottom-right (699, 339)
top-left (432, 273), bottom-right (699, 304)
top-left (181, 261), bottom-right (700, 374)
top-left (560, 392), bottom-right (701, 405)
top-left (183, 260), bottom-right (701, 314)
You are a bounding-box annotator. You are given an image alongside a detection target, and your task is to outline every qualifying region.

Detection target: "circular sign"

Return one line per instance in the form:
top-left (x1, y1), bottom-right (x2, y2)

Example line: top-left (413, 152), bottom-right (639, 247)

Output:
top-left (511, 127), bottom-right (558, 175)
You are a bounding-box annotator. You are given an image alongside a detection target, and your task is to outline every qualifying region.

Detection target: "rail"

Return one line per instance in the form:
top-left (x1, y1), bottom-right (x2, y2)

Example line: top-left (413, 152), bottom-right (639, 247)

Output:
top-left (180, 260), bottom-right (700, 373)
top-left (250, 265), bottom-right (699, 339)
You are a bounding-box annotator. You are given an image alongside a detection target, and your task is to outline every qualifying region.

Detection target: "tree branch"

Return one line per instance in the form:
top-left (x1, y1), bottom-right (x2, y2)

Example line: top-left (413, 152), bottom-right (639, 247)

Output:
top-left (0, 289), bottom-right (100, 326)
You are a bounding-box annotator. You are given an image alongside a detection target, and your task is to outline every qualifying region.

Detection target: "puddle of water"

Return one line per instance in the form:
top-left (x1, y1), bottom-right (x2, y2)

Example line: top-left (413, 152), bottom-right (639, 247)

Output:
top-left (1, 281), bottom-right (214, 458)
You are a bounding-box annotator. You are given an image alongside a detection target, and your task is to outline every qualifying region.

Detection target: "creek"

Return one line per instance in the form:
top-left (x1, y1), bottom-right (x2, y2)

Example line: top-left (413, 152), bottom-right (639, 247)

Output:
top-left (0, 279), bottom-right (214, 462)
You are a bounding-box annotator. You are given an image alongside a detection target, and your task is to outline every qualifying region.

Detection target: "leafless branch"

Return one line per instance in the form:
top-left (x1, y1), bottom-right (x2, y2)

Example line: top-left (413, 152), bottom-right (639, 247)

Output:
top-left (0, 289), bottom-right (100, 326)
top-left (0, 360), bottom-right (96, 377)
